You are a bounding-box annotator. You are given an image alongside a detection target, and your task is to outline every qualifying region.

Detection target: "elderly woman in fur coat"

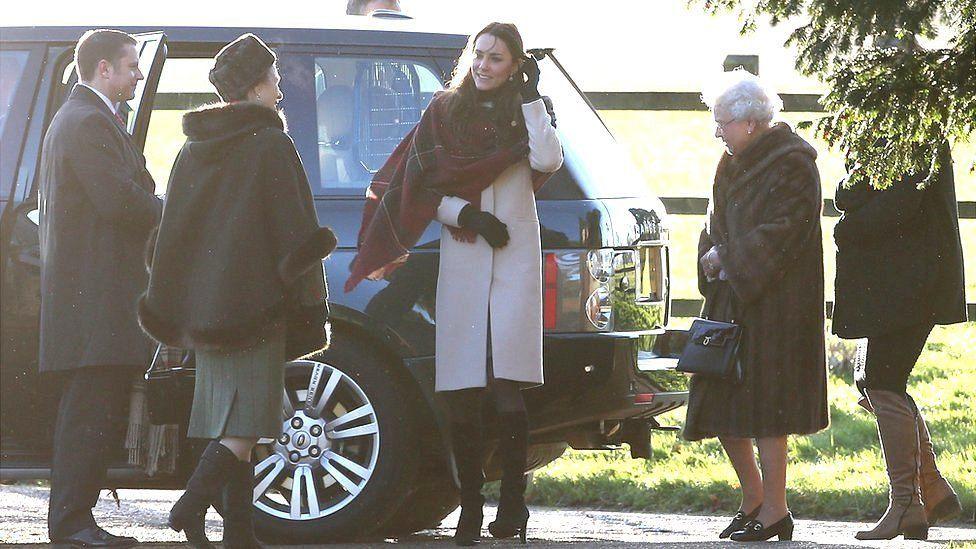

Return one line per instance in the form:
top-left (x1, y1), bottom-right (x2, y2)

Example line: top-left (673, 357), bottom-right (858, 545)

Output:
top-left (685, 70), bottom-right (828, 543)
top-left (139, 34), bottom-right (335, 548)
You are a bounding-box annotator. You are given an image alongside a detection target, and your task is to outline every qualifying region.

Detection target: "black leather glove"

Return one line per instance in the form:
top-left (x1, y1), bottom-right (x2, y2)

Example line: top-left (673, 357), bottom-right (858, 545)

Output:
top-left (520, 57), bottom-right (541, 103)
top-left (458, 204), bottom-right (510, 248)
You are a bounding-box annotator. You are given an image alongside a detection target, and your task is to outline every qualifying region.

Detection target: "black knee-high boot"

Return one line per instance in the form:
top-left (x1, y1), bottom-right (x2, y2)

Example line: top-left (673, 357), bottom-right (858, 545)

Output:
top-left (452, 418), bottom-right (486, 546)
top-left (488, 411), bottom-right (529, 544)
top-left (169, 441), bottom-right (238, 549)
top-left (222, 457), bottom-right (263, 549)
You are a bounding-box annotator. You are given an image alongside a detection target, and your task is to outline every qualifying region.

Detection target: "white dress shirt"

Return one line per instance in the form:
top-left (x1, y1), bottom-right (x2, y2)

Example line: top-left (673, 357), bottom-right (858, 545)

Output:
top-left (79, 83), bottom-right (119, 115)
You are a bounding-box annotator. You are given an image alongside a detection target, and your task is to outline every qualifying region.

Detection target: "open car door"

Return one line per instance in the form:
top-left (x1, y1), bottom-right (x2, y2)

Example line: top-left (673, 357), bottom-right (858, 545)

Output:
top-left (126, 31), bottom-right (167, 149)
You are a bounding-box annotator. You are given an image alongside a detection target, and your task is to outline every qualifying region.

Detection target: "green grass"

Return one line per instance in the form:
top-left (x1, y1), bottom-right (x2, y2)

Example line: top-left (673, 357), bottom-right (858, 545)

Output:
top-left (524, 323), bottom-right (976, 521)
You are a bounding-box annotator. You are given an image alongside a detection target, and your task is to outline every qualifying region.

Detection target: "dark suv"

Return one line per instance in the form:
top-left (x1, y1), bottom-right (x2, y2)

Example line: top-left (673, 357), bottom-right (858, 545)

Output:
top-left (0, 17), bottom-right (687, 543)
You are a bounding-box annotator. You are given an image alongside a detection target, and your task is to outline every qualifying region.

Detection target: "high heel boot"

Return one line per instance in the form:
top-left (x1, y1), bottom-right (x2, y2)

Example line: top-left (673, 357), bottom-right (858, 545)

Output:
top-left (488, 411), bottom-right (529, 544)
top-left (221, 457), bottom-right (263, 548)
top-left (452, 419), bottom-right (486, 546)
top-left (857, 394), bottom-right (962, 525)
top-left (855, 389), bottom-right (929, 540)
top-left (168, 441), bottom-right (238, 549)
top-left (909, 396), bottom-right (963, 525)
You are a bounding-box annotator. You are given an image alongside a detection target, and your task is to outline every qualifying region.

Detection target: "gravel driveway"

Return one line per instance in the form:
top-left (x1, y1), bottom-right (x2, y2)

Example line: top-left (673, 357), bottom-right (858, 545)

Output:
top-left (1, 484), bottom-right (972, 547)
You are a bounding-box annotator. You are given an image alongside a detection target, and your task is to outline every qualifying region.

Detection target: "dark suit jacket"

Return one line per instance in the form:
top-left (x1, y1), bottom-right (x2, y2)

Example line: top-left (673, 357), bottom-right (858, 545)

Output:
top-left (38, 85), bottom-right (162, 371)
top-left (832, 145), bottom-right (967, 338)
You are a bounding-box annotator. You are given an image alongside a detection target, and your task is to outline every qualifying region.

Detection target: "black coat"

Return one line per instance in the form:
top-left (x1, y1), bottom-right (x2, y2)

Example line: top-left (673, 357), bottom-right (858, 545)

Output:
top-left (38, 85), bottom-right (162, 372)
top-left (138, 102), bottom-right (336, 360)
top-left (684, 123), bottom-right (829, 441)
top-left (832, 146), bottom-right (967, 338)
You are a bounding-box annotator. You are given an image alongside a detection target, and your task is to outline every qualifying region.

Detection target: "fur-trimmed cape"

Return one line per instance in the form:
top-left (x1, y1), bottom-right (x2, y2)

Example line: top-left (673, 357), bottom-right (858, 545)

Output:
top-left (139, 102), bottom-right (336, 360)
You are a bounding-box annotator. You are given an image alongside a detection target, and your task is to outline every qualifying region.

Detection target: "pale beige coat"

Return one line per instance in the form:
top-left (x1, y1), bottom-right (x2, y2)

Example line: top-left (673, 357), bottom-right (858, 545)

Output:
top-left (433, 98), bottom-right (562, 392)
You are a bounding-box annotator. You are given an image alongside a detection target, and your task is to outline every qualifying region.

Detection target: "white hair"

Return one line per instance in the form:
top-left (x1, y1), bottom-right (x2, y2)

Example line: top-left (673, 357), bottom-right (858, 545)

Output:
top-left (701, 69), bottom-right (783, 125)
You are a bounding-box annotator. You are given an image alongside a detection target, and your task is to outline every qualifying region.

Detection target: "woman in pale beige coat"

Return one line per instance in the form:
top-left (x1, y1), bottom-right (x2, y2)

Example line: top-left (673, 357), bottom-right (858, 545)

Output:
top-left (434, 24), bottom-right (561, 547)
top-left (346, 22), bottom-right (560, 546)
top-left (433, 86), bottom-right (560, 393)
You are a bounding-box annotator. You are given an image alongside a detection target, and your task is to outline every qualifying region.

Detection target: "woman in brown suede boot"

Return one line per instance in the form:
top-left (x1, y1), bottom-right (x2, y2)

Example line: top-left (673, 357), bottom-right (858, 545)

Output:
top-left (833, 131), bottom-right (966, 540)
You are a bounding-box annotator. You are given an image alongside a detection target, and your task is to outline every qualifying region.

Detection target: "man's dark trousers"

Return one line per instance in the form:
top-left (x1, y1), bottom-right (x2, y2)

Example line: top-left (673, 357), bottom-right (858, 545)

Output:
top-left (47, 365), bottom-right (138, 538)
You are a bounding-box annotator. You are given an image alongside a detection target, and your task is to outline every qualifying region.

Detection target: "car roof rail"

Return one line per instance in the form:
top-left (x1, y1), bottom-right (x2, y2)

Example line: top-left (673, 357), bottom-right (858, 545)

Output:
top-left (370, 9), bottom-right (413, 20)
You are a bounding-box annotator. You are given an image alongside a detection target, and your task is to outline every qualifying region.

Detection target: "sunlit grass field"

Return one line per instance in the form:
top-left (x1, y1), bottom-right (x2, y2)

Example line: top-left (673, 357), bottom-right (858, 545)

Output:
top-left (525, 323), bottom-right (975, 521)
top-left (523, 111), bottom-right (976, 521)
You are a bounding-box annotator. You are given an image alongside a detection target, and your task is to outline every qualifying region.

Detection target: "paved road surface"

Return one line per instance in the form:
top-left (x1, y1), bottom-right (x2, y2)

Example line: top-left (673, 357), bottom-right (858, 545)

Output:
top-left (0, 484), bottom-right (973, 547)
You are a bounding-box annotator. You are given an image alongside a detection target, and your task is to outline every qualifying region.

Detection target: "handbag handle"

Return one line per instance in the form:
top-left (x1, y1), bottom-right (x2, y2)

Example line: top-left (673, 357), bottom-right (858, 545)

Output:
top-left (703, 279), bottom-right (736, 324)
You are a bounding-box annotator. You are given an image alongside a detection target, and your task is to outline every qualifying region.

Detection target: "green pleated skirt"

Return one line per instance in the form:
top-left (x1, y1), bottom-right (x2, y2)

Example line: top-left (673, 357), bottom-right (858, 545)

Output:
top-left (187, 323), bottom-right (285, 439)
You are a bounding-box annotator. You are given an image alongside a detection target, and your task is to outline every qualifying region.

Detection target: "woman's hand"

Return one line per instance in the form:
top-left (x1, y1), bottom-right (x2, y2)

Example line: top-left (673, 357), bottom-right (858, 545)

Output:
top-left (520, 57), bottom-right (541, 103)
top-left (700, 246), bottom-right (723, 281)
top-left (458, 204), bottom-right (510, 248)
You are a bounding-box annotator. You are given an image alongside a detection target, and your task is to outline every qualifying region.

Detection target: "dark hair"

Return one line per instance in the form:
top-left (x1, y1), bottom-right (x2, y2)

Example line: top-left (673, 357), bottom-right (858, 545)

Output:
top-left (74, 29), bottom-right (137, 82)
top-left (444, 22), bottom-right (527, 146)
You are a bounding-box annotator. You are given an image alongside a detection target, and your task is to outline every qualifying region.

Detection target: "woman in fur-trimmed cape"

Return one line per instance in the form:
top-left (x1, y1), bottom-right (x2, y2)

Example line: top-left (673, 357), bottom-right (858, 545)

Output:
top-left (139, 34), bottom-right (335, 548)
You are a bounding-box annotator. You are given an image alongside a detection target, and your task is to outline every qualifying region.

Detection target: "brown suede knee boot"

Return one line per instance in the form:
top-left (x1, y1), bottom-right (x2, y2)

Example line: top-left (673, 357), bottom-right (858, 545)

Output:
top-left (855, 389), bottom-right (928, 541)
top-left (909, 397), bottom-right (962, 525)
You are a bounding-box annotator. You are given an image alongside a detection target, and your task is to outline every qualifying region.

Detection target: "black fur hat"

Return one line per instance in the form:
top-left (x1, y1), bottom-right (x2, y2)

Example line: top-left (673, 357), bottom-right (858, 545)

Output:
top-left (209, 33), bottom-right (276, 101)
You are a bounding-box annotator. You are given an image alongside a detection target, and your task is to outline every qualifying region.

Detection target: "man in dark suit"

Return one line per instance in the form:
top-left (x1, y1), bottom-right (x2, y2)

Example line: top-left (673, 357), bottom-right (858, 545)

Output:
top-left (38, 29), bottom-right (162, 547)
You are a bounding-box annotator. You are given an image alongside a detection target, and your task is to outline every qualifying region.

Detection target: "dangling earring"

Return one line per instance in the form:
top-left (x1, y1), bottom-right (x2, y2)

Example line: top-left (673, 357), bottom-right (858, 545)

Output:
top-left (256, 93), bottom-right (262, 101)
top-left (509, 73), bottom-right (515, 81)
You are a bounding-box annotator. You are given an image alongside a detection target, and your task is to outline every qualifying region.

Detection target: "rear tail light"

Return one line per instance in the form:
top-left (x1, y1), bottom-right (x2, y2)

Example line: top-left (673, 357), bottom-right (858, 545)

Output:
top-left (634, 393), bottom-right (655, 404)
top-left (543, 253), bottom-right (559, 329)
top-left (585, 285), bottom-right (612, 330)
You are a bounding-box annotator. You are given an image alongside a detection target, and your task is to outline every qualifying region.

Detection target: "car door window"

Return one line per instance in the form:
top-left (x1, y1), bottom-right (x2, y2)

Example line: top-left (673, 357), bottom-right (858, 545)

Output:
top-left (0, 50), bottom-right (30, 137)
top-left (143, 58), bottom-right (219, 195)
top-left (314, 56), bottom-right (443, 193)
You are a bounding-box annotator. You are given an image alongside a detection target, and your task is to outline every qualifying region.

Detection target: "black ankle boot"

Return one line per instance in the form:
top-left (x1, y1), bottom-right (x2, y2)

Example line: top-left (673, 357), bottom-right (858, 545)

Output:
top-left (221, 457), bottom-right (263, 549)
top-left (168, 441), bottom-right (238, 549)
top-left (488, 411), bottom-right (529, 544)
top-left (452, 420), bottom-right (485, 546)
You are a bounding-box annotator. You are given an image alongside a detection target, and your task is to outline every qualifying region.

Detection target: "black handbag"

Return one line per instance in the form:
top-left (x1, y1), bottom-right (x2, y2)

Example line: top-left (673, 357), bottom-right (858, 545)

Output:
top-left (676, 279), bottom-right (744, 381)
top-left (676, 318), bottom-right (743, 382)
top-left (144, 344), bottom-right (196, 426)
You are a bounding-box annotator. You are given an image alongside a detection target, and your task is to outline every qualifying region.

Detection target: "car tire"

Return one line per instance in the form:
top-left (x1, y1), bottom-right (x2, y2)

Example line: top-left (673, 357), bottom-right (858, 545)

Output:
top-left (386, 473), bottom-right (460, 535)
top-left (251, 328), bottom-right (423, 543)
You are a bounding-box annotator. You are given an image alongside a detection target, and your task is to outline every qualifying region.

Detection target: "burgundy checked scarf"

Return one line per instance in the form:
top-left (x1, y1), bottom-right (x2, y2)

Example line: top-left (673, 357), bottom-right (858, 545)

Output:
top-left (345, 92), bottom-right (550, 292)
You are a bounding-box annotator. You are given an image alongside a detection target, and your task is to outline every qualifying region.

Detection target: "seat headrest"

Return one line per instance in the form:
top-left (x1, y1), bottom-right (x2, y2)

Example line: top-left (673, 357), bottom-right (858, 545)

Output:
top-left (317, 85), bottom-right (354, 142)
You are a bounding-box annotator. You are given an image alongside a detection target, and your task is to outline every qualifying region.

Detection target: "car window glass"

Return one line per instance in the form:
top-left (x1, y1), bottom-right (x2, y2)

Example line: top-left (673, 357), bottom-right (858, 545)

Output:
top-left (0, 50), bottom-right (30, 138)
top-left (314, 56), bottom-right (442, 192)
top-left (143, 58), bottom-right (219, 195)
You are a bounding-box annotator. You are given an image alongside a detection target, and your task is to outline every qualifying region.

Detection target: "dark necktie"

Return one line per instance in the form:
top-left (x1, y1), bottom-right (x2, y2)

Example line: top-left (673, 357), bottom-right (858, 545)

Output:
top-left (114, 109), bottom-right (126, 127)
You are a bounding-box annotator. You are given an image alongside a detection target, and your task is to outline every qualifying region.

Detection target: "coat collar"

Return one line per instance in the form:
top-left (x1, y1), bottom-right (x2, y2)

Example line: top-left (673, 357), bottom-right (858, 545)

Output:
top-left (70, 84), bottom-right (117, 120)
top-left (183, 101), bottom-right (285, 140)
top-left (181, 101), bottom-right (287, 159)
top-left (718, 122), bottom-right (817, 201)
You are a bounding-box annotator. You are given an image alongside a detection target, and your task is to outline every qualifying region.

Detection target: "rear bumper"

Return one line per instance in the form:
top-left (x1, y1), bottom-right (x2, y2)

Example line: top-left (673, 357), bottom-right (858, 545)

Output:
top-left (526, 328), bottom-right (689, 438)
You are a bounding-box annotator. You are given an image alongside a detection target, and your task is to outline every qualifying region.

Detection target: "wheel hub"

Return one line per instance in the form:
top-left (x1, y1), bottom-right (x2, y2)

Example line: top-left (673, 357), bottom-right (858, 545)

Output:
top-left (276, 410), bottom-right (329, 465)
